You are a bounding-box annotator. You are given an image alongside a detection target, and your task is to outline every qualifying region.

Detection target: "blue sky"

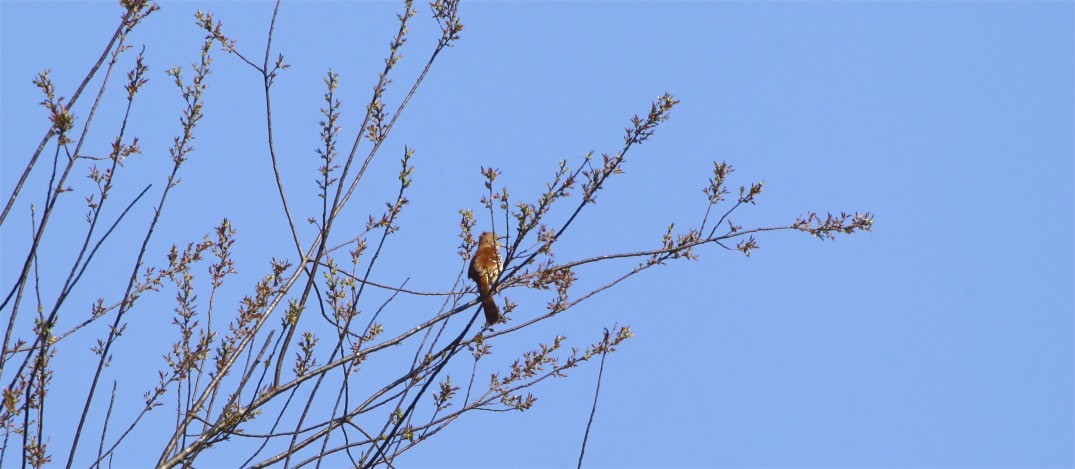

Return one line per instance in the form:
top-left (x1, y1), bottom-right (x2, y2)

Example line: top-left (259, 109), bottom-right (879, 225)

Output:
top-left (1, 1), bottom-right (1072, 468)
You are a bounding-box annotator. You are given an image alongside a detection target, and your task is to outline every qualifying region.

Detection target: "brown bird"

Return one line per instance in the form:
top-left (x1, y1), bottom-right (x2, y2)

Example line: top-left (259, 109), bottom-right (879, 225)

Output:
top-left (469, 231), bottom-right (502, 325)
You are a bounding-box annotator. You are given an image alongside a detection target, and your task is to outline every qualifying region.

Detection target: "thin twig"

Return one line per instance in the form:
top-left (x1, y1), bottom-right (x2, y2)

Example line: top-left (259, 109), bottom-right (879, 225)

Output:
top-left (577, 326), bottom-right (613, 469)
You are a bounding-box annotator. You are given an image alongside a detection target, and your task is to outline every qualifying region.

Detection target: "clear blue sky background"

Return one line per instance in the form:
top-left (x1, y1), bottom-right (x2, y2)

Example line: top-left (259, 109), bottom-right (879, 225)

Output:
top-left (2, 1), bottom-right (1072, 468)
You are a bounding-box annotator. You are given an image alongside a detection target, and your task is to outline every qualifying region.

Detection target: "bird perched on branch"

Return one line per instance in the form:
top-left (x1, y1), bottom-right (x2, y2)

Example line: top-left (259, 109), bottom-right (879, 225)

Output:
top-left (469, 231), bottom-right (502, 325)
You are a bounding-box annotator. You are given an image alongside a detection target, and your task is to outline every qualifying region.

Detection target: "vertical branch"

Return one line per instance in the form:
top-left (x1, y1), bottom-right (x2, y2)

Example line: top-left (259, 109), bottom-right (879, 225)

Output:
top-left (94, 381), bottom-right (118, 469)
top-left (577, 326), bottom-right (613, 469)
top-left (258, 0), bottom-right (304, 258)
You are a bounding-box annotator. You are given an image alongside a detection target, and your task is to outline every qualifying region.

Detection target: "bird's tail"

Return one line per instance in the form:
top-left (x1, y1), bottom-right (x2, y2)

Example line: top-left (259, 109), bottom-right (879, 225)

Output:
top-left (477, 280), bottom-right (500, 325)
